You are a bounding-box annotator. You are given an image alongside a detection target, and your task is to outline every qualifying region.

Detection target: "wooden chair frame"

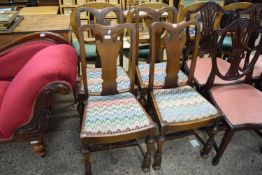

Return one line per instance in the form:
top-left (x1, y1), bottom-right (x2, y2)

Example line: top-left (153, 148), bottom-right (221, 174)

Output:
top-left (126, 3), bottom-right (178, 105)
top-left (238, 3), bottom-right (262, 89)
top-left (184, 1), bottom-right (224, 56)
top-left (146, 21), bottom-right (222, 169)
top-left (78, 23), bottom-right (156, 174)
top-left (70, 3), bottom-right (125, 115)
top-left (204, 18), bottom-right (262, 165)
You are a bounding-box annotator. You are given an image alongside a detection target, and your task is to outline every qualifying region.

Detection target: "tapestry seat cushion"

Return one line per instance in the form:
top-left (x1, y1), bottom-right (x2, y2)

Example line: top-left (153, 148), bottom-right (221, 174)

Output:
top-left (137, 62), bottom-right (188, 88)
top-left (152, 85), bottom-right (218, 123)
top-left (81, 92), bottom-right (152, 136)
top-left (82, 66), bottom-right (131, 95)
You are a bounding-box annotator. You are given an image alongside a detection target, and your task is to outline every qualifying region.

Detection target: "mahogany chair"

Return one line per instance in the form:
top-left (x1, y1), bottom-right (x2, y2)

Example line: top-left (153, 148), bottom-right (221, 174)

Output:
top-left (179, 1), bottom-right (224, 59)
top-left (78, 23), bottom-right (156, 174)
top-left (216, 2), bottom-right (253, 52)
top-left (0, 32), bottom-right (77, 156)
top-left (203, 18), bottom-right (262, 165)
top-left (146, 21), bottom-right (221, 169)
top-left (238, 3), bottom-right (262, 89)
top-left (126, 3), bottom-right (178, 104)
top-left (70, 2), bottom-right (124, 67)
top-left (125, 2), bottom-right (177, 61)
top-left (70, 3), bottom-right (127, 114)
top-left (182, 3), bottom-right (235, 95)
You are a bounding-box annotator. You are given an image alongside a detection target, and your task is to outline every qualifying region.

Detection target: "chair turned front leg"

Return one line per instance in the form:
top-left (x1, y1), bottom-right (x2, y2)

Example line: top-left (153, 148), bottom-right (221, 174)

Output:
top-left (82, 145), bottom-right (92, 175)
top-left (212, 128), bottom-right (234, 166)
top-left (153, 135), bottom-right (165, 170)
top-left (30, 139), bottom-right (45, 157)
top-left (142, 136), bottom-right (155, 172)
top-left (201, 124), bottom-right (218, 158)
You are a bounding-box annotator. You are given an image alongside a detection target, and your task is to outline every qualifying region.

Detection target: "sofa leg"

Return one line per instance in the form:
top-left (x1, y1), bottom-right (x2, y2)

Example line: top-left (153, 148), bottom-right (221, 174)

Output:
top-left (30, 139), bottom-right (45, 157)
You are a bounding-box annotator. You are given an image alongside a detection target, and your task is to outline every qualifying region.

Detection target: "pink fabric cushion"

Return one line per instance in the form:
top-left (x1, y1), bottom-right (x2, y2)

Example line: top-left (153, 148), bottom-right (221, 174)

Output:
top-left (0, 44), bottom-right (77, 141)
top-left (239, 55), bottom-right (262, 79)
top-left (185, 57), bottom-right (231, 86)
top-left (0, 41), bottom-right (55, 80)
top-left (0, 81), bottom-right (10, 108)
top-left (210, 84), bottom-right (262, 126)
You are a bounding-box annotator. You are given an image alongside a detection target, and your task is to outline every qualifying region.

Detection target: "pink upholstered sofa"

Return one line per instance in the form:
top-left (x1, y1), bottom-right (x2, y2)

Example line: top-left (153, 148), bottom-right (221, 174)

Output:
top-left (0, 32), bottom-right (77, 156)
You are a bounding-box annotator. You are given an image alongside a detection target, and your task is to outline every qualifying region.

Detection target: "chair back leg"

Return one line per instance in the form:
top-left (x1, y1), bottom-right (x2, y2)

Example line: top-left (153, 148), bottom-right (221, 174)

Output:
top-left (212, 128), bottom-right (235, 165)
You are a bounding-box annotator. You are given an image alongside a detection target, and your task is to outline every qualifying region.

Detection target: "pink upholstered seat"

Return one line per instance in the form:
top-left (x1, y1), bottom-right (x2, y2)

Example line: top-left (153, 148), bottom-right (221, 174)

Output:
top-left (240, 55), bottom-right (262, 79)
top-left (185, 57), bottom-right (232, 86)
top-left (0, 81), bottom-right (10, 107)
top-left (210, 84), bottom-right (262, 126)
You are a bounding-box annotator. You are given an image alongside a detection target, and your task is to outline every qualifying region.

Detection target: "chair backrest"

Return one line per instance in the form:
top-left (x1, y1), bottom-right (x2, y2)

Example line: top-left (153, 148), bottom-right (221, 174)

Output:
top-left (206, 18), bottom-right (262, 89)
top-left (184, 2), bottom-right (224, 53)
top-left (238, 3), bottom-right (262, 49)
top-left (217, 2), bottom-right (253, 28)
top-left (148, 21), bottom-right (200, 90)
top-left (126, 2), bottom-right (177, 34)
top-left (126, 3), bottom-right (177, 62)
top-left (78, 23), bottom-right (137, 96)
top-left (70, 2), bottom-right (124, 40)
top-left (239, 3), bottom-right (262, 26)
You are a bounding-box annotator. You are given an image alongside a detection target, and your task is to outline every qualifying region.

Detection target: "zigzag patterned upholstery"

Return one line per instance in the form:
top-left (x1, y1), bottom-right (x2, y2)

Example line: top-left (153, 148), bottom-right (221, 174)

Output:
top-left (83, 66), bottom-right (131, 95)
top-left (82, 92), bottom-right (152, 135)
top-left (153, 85), bottom-right (218, 123)
top-left (137, 62), bottom-right (188, 88)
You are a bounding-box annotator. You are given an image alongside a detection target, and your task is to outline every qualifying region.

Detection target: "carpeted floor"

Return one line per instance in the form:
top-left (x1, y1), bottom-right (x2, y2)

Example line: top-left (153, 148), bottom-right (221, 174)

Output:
top-left (0, 93), bottom-right (261, 175)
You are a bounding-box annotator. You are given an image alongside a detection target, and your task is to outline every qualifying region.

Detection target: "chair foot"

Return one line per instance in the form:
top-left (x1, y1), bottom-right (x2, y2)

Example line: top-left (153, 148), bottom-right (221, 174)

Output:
top-left (201, 124), bottom-right (218, 158)
top-left (212, 156), bottom-right (220, 166)
top-left (142, 136), bottom-right (154, 172)
top-left (153, 152), bottom-right (162, 170)
top-left (82, 145), bottom-right (92, 175)
top-left (31, 139), bottom-right (45, 157)
top-left (153, 136), bottom-right (165, 170)
top-left (212, 128), bottom-right (234, 166)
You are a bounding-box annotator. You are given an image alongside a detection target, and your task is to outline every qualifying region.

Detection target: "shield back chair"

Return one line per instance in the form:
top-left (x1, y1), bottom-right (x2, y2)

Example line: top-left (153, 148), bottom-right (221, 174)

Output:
top-left (238, 3), bottom-right (262, 89)
top-left (145, 21), bottom-right (221, 170)
top-left (214, 2), bottom-right (253, 54)
top-left (203, 18), bottom-right (262, 165)
top-left (183, 3), bottom-right (237, 95)
top-left (70, 3), bottom-right (125, 114)
top-left (0, 32), bottom-right (77, 156)
top-left (183, 1), bottom-right (224, 57)
top-left (70, 2), bottom-right (124, 68)
top-left (78, 23), bottom-right (156, 175)
top-left (126, 3), bottom-right (178, 105)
